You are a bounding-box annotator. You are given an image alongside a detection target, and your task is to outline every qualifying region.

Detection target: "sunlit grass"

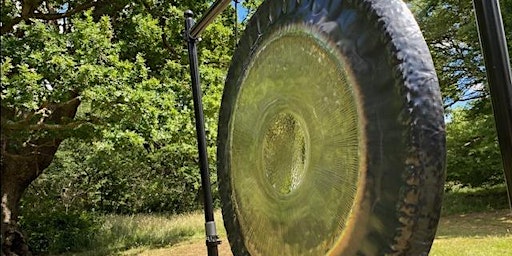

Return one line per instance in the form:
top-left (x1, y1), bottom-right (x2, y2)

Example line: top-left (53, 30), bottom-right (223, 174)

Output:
top-left (431, 210), bottom-right (512, 255)
top-left (56, 185), bottom-right (511, 255)
top-left (429, 185), bottom-right (512, 255)
top-left (99, 213), bottom-right (199, 248)
top-left (55, 211), bottom-right (225, 256)
top-left (430, 236), bottom-right (512, 256)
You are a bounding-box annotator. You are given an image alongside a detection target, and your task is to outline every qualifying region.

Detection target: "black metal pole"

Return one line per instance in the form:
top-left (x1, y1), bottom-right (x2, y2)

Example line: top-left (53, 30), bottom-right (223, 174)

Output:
top-left (473, 0), bottom-right (512, 209)
top-left (184, 10), bottom-right (220, 255)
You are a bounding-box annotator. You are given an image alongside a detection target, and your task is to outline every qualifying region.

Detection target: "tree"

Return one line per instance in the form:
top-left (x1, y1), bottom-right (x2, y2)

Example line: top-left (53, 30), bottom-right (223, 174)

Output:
top-left (1, 0), bottom-right (235, 254)
top-left (409, 0), bottom-right (511, 108)
top-left (409, 0), bottom-right (511, 186)
top-left (446, 102), bottom-right (504, 187)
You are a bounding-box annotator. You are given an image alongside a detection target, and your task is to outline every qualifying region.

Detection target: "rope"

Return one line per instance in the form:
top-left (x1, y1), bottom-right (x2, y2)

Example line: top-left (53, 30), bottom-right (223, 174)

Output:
top-left (234, 0), bottom-right (239, 49)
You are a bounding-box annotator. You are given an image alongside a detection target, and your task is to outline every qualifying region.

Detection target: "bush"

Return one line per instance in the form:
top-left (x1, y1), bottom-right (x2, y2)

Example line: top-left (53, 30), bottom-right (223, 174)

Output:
top-left (28, 138), bottom-right (213, 215)
top-left (19, 173), bottom-right (101, 254)
top-left (446, 103), bottom-right (504, 187)
top-left (441, 183), bottom-right (510, 215)
top-left (20, 208), bottom-right (100, 254)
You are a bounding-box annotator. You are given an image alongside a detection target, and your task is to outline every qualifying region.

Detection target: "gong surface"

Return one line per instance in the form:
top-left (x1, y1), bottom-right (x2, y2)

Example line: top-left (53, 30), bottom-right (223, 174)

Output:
top-left (229, 27), bottom-right (365, 255)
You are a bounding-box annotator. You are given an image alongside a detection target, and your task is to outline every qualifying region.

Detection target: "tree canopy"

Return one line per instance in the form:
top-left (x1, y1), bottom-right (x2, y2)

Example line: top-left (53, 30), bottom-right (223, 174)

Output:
top-left (409, 0), bottom-right (511, 187)
top-left (409, 0), bottom-right (511, 108)
top-left (1, 0), bottom-right (235, 254)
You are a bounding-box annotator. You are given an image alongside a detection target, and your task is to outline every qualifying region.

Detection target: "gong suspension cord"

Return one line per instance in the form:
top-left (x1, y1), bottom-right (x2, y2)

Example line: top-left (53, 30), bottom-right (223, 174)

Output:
top-left (234, 0), bottom-right (239, 48)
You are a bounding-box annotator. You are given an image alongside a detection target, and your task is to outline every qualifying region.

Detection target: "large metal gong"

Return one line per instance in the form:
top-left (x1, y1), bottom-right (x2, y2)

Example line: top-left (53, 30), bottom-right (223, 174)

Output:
top-left (217, 0), bottom-right (446, 255)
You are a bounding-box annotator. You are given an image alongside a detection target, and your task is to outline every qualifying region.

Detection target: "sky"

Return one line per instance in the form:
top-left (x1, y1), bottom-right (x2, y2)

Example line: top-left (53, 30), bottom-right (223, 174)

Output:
top-left (232, 0), bottom-right (249, 22)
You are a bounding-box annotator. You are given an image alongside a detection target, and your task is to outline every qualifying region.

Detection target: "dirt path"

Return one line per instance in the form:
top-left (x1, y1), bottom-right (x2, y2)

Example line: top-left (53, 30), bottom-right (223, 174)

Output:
top-left (121, 239), bottom-right (233, 256)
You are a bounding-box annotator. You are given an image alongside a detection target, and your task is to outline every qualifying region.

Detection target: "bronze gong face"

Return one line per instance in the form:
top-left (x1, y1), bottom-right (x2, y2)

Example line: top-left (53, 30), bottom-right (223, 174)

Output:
top-left (228, 27), bottom-right (365, 255)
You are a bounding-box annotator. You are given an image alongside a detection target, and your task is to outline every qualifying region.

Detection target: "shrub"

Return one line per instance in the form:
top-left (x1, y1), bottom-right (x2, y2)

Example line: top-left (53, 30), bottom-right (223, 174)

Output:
top-left (20, 208), bottom-right (100, 254)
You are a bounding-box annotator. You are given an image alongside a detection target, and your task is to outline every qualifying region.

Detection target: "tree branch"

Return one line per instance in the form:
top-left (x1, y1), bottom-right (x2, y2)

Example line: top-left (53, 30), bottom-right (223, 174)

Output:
top-left (1, 0), bottom-right (103, 35)
top-left (161, 33), bottom-right (178, 57)
top-left (27, 120), bottom-right (88, 131)
top-left (0, 17), bottom-right (23, 34)
top-left (4, 119), bottom-right (88, 131)
top-left (444, 94), bottom-right (488, 109)
top-left (137, 0), bottom-right (179, 58)
top-left (31, 1), bottom-right (99, 20)
top-left (1, 97), bottom-right (81, 129)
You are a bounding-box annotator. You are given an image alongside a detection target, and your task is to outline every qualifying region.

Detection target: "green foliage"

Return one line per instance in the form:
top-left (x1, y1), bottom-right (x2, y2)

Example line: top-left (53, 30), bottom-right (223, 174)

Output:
top-left (446, 102), bottom-right (504, 187)
top-left (441, 183), bottom-right (509, 216)
top-left (1, 12), bottom-right (162, 150)
top-left (19, 158), bottom-right (99, 253)
top-left (2, 0), bottom-right (234, 207)
top-left (409, 0), bottom-right (510, 188)
top-left (2, 0), bottom-right (236, 253)
top-left (409, 0), bottom-right (511, 107)
top-left (19, 199), bottom-right (100, 254)
top-left (241, 0), bottom-right (264, 23)
top-left (25, 137), bottom-right (209, 215)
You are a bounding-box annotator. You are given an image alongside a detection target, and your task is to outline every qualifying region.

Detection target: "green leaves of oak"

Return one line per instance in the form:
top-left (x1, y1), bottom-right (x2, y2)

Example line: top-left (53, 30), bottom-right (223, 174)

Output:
top-left (1, 0), bottom-right (235, 217)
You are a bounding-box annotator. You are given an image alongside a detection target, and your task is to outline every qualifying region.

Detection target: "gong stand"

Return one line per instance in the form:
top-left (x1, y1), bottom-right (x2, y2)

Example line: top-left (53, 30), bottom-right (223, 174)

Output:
top-left (183, 0), bottom-right (512, 255)
top-left (183, 1), bottom-right (231, 256)
top-left (472, 0), bottom-right (512, 209)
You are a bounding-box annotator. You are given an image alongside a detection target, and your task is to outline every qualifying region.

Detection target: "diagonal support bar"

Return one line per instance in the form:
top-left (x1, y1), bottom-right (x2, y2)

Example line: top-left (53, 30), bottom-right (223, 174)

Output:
top-left (473, 0), bottom-right (512, 209)
top-left (187, 0), bottom-right (232, 40)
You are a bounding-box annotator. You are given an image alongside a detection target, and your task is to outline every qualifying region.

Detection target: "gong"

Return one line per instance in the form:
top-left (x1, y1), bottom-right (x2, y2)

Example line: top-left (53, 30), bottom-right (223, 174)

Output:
top-left (217, 0), bottom-right (446, 255)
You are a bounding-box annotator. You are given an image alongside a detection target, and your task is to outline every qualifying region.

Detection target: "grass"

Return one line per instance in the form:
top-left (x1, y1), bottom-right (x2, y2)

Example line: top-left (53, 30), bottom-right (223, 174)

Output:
top-left (431, 237), bottom-right (512, 256)
top-left (115, 209), bottom-right (512, 256)
top-left (99, 213), bottom-right (201, 248)
top-left (53, 185), bottom-right (511, 255)
top-left (430, 209), bottom-right (512, 256)
top-left (430, 184), bottom-right (512, 255)
top-left (55, 211), bottom-right (226, 256)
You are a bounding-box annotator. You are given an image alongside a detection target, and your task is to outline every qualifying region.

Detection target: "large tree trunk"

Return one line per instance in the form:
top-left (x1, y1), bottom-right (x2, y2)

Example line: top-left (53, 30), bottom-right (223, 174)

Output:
top-left (1, 140), bottom-right (65, 256)
top-left (1, 97), bottom-right (80, 255)
top-left (2, 155), bottom-right (37, 256)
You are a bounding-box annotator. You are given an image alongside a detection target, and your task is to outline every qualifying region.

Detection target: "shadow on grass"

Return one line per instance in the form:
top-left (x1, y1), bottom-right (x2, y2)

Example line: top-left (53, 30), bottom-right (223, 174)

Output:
top-left (441, 184), bottom-right (510, 216)
top-left (54, 233), bottom-right (193, 256)
top-left (436, 209), bottom-right (512, 239)
top-left (437, 184), bottom-right (511, 239)
top-left (52, 214), bottom-right (203, 256)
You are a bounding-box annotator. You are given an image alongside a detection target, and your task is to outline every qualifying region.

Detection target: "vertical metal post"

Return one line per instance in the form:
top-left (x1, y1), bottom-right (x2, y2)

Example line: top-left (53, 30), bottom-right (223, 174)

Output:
top-left (473, 0), bottom-right (512, 209)
top-left (184, 10), bottom-right (220, 255)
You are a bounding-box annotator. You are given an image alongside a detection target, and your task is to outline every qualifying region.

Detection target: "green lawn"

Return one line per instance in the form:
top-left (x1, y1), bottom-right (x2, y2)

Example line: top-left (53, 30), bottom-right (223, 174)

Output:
top-left (116, 209), bottom-right (512, 256)
top-left (109, 209), bottom-right (512, 256)
top-left (56, 185), bottom-right (511, 255)
top-left (430, 210), bottom-right (512, 256)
